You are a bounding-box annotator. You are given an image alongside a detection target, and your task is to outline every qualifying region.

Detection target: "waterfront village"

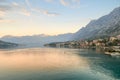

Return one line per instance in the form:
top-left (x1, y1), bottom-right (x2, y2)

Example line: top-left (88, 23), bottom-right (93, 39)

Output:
top-left (44, 36), bottom-right (120, 56)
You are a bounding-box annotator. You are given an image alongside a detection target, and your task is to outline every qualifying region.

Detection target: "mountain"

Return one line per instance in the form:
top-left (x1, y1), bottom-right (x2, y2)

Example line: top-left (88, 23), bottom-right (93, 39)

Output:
top-left (73, 7), bottom-right (120, 40)
top-left (0, 40), bottom-right (18, 48)
top-left (0, 33), bottom-right (73, 47)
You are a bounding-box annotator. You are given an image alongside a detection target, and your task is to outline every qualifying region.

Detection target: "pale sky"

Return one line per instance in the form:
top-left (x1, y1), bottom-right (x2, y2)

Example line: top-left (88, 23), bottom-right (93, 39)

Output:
top-left (0, 0), bottom-right (119, 37)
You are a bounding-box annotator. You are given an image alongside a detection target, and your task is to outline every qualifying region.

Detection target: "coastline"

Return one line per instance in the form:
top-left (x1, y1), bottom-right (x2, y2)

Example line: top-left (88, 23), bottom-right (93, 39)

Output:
top-left (44, 44), bottom-right (120, 57)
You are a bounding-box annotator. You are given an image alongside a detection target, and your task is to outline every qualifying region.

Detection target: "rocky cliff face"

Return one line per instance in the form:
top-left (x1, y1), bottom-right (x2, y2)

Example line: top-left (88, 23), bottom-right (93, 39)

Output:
top-left (73, 7), bottom-right (120, 40)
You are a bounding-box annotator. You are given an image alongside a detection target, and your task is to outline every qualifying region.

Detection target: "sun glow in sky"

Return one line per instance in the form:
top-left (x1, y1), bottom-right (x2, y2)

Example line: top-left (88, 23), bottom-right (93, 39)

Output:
top-left (0, 0), bottom-right (119, 37)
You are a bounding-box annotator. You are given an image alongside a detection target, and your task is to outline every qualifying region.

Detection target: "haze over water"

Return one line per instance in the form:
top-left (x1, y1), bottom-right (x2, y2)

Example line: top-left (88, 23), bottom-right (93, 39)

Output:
top-left (0, 48), bottom-right (120, 80)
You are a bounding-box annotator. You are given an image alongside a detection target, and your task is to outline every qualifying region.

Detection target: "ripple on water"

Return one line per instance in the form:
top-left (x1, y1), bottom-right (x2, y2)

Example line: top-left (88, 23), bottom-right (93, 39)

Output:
top-left (0, 48), bottom-right (118, 80)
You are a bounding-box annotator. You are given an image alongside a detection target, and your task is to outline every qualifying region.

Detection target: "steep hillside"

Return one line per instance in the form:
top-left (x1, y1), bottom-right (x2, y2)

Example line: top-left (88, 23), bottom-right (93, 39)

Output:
top-left (73, 7), bottom-right (120, 40)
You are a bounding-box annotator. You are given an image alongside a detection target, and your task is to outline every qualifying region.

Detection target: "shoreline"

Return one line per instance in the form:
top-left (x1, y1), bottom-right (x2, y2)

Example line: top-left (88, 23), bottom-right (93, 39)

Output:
top-left (44, 45), bottom-right (120, 57)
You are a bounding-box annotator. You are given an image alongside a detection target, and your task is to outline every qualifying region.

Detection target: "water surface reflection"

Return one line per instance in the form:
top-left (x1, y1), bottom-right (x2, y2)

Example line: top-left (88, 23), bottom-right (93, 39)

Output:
top-left (0, 48), bottom-right (89, 71)
top-left (0, 48), bottom-right (118, 80)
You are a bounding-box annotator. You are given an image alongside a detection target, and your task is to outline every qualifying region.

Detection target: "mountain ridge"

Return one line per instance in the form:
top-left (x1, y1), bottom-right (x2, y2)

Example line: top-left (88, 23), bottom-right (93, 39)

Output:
top-left (0, 33), bottom-right (73, 47)
top-left (73, 6), bottom-right (120, 40)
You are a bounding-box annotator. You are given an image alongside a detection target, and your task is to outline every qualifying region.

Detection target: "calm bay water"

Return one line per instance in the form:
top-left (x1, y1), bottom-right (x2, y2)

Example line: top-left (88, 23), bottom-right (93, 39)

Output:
top-left (0, 48), bottom-right (120, 80)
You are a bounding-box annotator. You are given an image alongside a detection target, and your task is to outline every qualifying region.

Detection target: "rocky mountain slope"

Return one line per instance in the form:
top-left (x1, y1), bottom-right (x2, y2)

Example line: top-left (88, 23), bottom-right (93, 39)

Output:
top-left (73, 7), bottom-right (120, 40)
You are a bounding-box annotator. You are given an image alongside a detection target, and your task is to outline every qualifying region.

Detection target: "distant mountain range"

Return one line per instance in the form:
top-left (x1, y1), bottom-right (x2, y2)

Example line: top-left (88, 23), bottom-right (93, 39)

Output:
top-left (73, 7), bottom-right (120, 40)
top-left (0, 33), bottom-right (73, 47)
top-left (1, 6), bottom-right (120, 48)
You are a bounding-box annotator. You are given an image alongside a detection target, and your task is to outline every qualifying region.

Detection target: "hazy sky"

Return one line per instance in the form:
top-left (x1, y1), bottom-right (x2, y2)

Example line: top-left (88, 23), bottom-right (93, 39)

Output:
top-left (0, 0), bottom-right (119, 37)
